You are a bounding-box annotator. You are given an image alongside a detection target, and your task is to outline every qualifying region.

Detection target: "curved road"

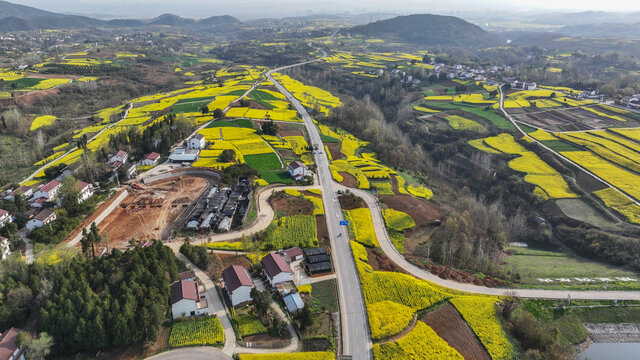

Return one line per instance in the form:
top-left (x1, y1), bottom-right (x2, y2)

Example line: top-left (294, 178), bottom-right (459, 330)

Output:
top-left (267, 53), bottom-right (373, 360)
top-left (146, 347), bottom-right (231, 360)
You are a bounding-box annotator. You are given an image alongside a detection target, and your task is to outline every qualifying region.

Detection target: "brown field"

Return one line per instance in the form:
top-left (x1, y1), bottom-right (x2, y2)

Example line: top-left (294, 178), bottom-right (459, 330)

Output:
top-left (269, 193), bottom-right (314, 216)
top-left (339, 172), bottom-right (357, 187)
top-left (381, 194), bottom-right (441, 226)
top-left (325, 142), bottom-right (345, 160)
top-left (422, 303), bottom-right (491, 360)
top-left (100, 176), bottom-right (208, 248)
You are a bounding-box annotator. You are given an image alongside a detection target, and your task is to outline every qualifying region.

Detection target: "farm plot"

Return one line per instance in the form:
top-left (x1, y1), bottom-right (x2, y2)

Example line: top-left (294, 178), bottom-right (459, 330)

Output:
top-left (168, 316), bottom-right (225, 348)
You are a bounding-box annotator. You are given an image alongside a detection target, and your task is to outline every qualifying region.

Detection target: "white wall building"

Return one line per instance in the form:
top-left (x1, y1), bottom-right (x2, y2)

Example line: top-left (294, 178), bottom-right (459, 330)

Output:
top-left (1, 236), bottom-right (10, 260)
top-left (32, 180), bottom-right (61, 201)
top-left (187, 134), bottom-right (206, 150)
top-left (110, 150), bottom-right (128, 164)
top-left (287, 161), bottom-right (308, 181)
top-left (261, 253), bottom-right (294, 287)
top-left (222, 265), bottom-right (254, 307)
top-left (26, 209), bottom-right (57, 232)
top-left (170, 279), bottom-right (208, 320)
top-left (0, 209), bottom-right (11, 228)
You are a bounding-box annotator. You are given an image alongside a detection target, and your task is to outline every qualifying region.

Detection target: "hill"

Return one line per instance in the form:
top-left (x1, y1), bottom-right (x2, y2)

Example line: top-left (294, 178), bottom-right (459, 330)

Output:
top-left (349, 14), bottom-right (502, 48)
top-left (148, 13), bottom-right (195, 26)
top-left (557, 22), bottom-right (640, 40)
top-left (198, 15), bottom-right (242, 27)
top-left (0, 0), bottom-right (58, 19)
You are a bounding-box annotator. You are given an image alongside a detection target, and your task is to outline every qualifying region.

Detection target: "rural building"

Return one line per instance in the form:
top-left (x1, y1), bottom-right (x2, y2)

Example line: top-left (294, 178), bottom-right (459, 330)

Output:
top-left (222, 265), bottom-right (254, 307)
top-left (121, 163), bottom-right (137, 179)
top-left (284, 247), bottom-right (304, 261)
top-left (141, 152), bottom-right (161, 166)
top-left (0, 209), bottom-right (11, 228)
top-left (1, 236), bottom-right (9, 260)
top-left (76, 181), bottom-right (94, 203)
top-left (170, 279), bottom-right (208, 319)
top-left (0, 327), bottom-right (26, 360)
top-left (110, 150), bottom-right (128, 164)
top-left (287, 161), bottom-right (308, 181)
top-left (26, 209), bottom-right (57, 232)
top-left (169, 148), bottom-right (200, 163)
top-left (3, 185), bottom-right (32, 201)
top-left (510, 80), bottom-right (537, 91)
top-left (32, 180), bottom-right (61, 201)
top-left (261, 253), bottom-right (294, 287)
top-left (188, 134), bottom-right (206, 149)
top-left (283, 292), bottom-right (305, 314)
top-left (304, 248), bottom-right (332, 275)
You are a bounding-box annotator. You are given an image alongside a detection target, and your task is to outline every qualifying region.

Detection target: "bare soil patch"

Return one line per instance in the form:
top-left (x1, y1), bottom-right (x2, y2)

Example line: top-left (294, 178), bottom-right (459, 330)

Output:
top-left (339, 172), bottom-right (357, 187)
top-left (410, 261), bottom-right (505, 287)
top-left (422, 303), bottom-right (491, 360)
top-left (269, 193), bottom-right (314, 216)
top-left (211, 252), bottom-right (251, 279)
top-left (242, 333), bottom-right (291, 348)
top-left (325, 143), bottom-right (345, 160)
top-left (338, 193), bottom-right (367, 210)
top-left (380, 195), bottom-right (441, 226)
top-left (64, 189), bottom-right (127, 245)
top-left (366, 247), bottom-right (406, 273)
top-left (390, 175), bottom-right (399, 194)
top-left (100, 176), bottom-right (208, 248)
top-left (316, 215), bottom-right (330, 248)
top-left (279, 123), bottom-right (305, 137)
top-left (576, 172), bottom-right (608, 193)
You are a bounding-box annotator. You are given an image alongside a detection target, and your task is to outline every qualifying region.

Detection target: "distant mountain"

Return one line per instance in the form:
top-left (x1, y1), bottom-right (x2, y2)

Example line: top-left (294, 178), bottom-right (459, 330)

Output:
top-left (198, 15), bottom-right (242, 27)
top-left (349, 14), bottom-right (503, 48)
top-left (106, 19), bottom-right (145, 27)
top-left (148, 13), bottom-right (195, 27)
top-left (557, 22), bottom-right (640, 40)
top-left (0, 0), bottom-right (58, 19)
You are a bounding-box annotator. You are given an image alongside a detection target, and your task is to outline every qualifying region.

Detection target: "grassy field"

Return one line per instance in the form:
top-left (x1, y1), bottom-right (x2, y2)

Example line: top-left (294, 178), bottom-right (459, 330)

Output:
top-left (310, 279), bottom-right (338, 312)
top-left (540, 140), bottom-right (582, 152)
top-left (504, 245), bottom-right (639, 289)
top-left (555, 198), bottom-right (618, 231)
top-left (425, 102), bottom-right (514, 130)
top-left (244, 153), bottom-right (281, 170)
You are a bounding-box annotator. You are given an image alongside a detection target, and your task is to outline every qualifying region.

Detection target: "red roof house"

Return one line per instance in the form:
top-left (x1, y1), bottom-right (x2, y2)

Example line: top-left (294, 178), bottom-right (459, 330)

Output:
top-left (222, 265), bottom-right (254, 306)
top-left (261, 253), bottom-right (294, 287)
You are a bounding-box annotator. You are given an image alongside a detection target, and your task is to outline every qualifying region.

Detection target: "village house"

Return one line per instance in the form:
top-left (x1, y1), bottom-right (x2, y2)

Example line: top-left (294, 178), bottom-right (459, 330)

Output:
top-left (32, 180), bottom-right (61, 201)
top-left (3, 185), bottom-right (32, 201)
top-left (261, 253), bottom-right (294, 287)
top-left (284, 247), bottom-right (304, 262)
top-left (187, 134), bottom-right (206, 150)
top-left (121, 163), bottom-right (137, 179)
top-left (510, 80), bottom-right (537, 91)
top-left (170, 279), bottom-right (208, 320)
top-left (287, 161), bottom-right (308, 181)
top-left (0, 327), bottom-right (26, 360)
top-left (283, 292), bottom-right (305, 314)
top-left (110, 150), bottom-right (128, 164)
top-left (26, 209), bottom-right (57, 232)
top-left (0, 209), bottom-right (11, 228)
top-left (141, 152), bottom-right (161, 166)
top-left (75, 181), bottom-right (94, 203)
top-left (169, 148), bottom-right (200, 163)
top-left (222, 265), bottom-right (254, 307)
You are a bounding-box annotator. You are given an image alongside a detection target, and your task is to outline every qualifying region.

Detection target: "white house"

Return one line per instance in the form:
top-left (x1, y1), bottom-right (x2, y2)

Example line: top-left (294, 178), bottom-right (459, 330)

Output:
top-left (3, 185), bottom-right (32, 201)
top-left (1, 236), bottom-right (9, 260)
top-left (26, 209), bottom-right (56, 232)
top-left (284, 247), bottom-right (304, 261)
top-left (0, 327), bottom-right (26, 360)
top-left (187, 134), bottom-right (206, 150)
top-left (222, 265), bottom-right (254, 307)
top-left (32, 180), bottom-right (61, 201)
top-left (170, 279), bottom-right (208, 320)
top-left (169, 148), bottom-right (200, 163)
top-left (141, 152), bottom-right (161, 166)
top-left (0, 209), bottom-right (11, 228)
top-left (121, 163), bottom-right (137, 179)
top-left (76, 181), bottom-right (94, 203)
top-left (261, 253), bottom-right (294, 287)
top-left (110, 150), bottom-right (128, 164)
top-left (287, 161), bottom-right (308, 181)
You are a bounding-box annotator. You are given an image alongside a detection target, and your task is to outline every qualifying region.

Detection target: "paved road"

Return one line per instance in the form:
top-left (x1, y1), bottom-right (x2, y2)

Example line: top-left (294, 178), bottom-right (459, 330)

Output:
top-left (266, 54), bottom-right (372, 360)
top-left (498, 85), bottom-right (640, 207)
top-left (145, 347), bottom-right (231, 360)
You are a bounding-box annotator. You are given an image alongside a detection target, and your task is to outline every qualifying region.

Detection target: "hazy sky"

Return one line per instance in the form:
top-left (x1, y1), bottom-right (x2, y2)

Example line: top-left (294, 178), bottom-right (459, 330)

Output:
top-left (9, 0), bottom-right (640, 18)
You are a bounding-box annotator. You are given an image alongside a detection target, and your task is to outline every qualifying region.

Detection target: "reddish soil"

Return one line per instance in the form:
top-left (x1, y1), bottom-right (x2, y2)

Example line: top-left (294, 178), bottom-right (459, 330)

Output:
top-left (366, 247), bottom-right (406, 273)
top-left (269, 193), bottom-right (314, 215)
top-left (316, 215), bottom-right (330, 248)
top-left (325, 143), bottom-right (345, 160)
top-left (211, 253), bottom-right (251, 279)
top-left (380, 194), bottom-right (441, 226)
top-left (100, 176), bottom-right (208, 248)
top-left (339, 172), bottom-right (357, 187)
top-left (242, 333), bottom-right (291, 348)
top-left (576, 172), bottom-right (608, 193)
top-left (13, 88), bottom-right (60, 107)
top-left (412, 262), bottom-right (506, 288)
top-left (390, 175), bottom-right (399, 194)
top-left (279, 123), bottom-right (305, 137)
top-left (64, 189), bottom-right (128, 245)
top-left (422, 304), bottom-right (491, 360)
top-left (338, 193), bottom-right (367, 210)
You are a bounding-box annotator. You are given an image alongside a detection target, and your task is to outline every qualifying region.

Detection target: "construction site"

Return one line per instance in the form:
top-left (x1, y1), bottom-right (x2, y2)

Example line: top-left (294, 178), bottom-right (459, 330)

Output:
top-left (99, 175), bottom-right (211, 248)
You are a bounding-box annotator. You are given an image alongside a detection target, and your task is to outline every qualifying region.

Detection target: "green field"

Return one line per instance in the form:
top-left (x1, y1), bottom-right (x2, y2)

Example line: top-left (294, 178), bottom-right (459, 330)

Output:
top-left (555, 198), bottom-right (618, 231)
top-left (4, 77), bottom-right (43, 89)
top-left (540, 140), bottom-right (582, 152)
top-left (207, 119), bottom-right (254, 129)
top-left (425, 101), bottom-right (514, 130)
top-left (249, 89), bottom-right (282, 101)
top-left (504, 245), bottom-right (639, 289)
top-left (244, 153), bottom-right (292, 184)
top-left (309, 279), bottom-right (338, 312)
top-left (172, 100), bottom-right (212, 114)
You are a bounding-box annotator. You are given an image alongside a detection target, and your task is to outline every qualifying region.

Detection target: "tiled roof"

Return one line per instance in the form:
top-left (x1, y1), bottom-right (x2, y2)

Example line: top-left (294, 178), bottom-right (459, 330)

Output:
top-left (116, 150), bottom-right (127, 158)
top-left (170, 279), bottom-right (198, 305)
top-left (222, 265), bottom-right (253, 292)
top-left (261, 253), bottom-right (292, 277)
top-left (144, 152), bottom-right (161, 160)
top-left (0, 327), bottom-right (24, 360)
top-left (40, 180), bottom-right (61, 193)
top-left (34, 209), bottom-right (55, 222)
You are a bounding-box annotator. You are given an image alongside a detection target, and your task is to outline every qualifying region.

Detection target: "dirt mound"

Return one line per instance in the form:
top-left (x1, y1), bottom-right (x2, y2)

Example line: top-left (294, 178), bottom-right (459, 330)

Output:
top-left (422, 303), bottom-right (491, 360)
top-left (338, 193), bottom-right (367, 210)
top-left (416, 262), bottom-right (505, 288)
top-left (381, 194), bottom-right (441, 226)
top-left (14, 88), bottom-right (60, 108)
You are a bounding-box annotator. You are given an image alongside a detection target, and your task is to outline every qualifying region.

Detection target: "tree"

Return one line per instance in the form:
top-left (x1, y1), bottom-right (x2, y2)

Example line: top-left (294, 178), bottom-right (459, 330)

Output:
top-left (43, 163), bottom-right (66, 180)
top-left (80, 223), bottom-right (101, 258)
top-left (26, 332), bottom-right (54, 360)
top-left (219, 149), bottom-right (236, 163)
top-left (212, 108), bottom-right (225, 120)
top-left (262, 120), bottom-right (279, 136)
top-left (200, 106), bottom-right (209, 115)
top-left (294, 305), bottom-right (313, 330)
